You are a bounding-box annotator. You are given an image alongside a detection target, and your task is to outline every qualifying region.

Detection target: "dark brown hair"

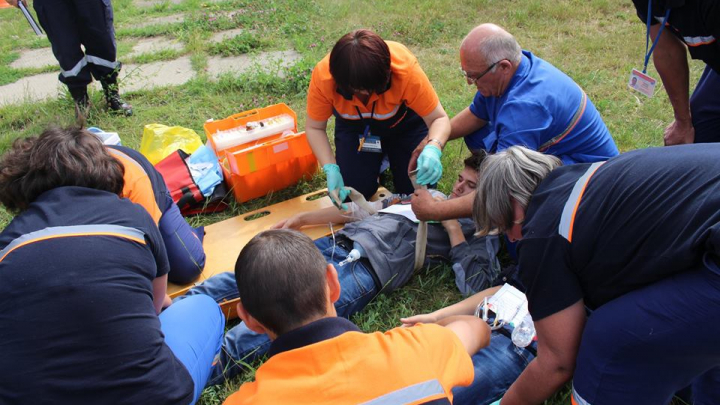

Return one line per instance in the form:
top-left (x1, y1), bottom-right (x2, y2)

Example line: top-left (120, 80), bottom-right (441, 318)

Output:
top-left (235, 229), bottom-right (328, 336)
top-left (464, 150), bottom-right (487, 171)
top-left (0, 126), bottom-right (125, 213)
top-left (329, 29), bottom-right (392, 95)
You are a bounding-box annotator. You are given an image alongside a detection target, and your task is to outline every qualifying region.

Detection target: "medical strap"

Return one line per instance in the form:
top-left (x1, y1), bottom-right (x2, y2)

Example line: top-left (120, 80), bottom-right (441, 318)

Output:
top-left (538, 90), bottom-right (587, 152)
top-left (348, 187), bottom-right (378, 215)
top-left (409, 173), bottom-right (428, 271)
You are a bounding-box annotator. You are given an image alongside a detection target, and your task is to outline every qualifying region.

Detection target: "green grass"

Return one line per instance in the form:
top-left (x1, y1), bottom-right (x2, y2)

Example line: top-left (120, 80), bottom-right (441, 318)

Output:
top-left (0, 0), bottom-right (704, 403)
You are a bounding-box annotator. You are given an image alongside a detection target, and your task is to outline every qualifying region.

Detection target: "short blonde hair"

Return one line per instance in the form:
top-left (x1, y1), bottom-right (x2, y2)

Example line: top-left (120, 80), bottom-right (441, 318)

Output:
top-left (473, 146), bottom-right (561, 235)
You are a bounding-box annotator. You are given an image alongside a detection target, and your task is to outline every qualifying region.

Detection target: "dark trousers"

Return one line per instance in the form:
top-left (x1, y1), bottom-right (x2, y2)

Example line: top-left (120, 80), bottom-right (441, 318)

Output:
top-left (34, 0), bottom-right (119, 91)
top-left (158, 192), bottom-right (206, 285)
top-left (334, 108), bottom-right (428, 199)
top-left (691, 65), bottom-right (720, 144)
top-left (572, 263), bottom-right (720, 405)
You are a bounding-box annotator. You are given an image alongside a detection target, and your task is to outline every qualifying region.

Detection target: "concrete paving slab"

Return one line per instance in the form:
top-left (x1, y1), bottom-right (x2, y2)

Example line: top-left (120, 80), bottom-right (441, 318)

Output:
top-left (125, 13), bottom-right (185, 29)
top-left (209, 28), bottom-right (246, 44)
top-left (9, 48), bottom-right (56, 69)
top-left (0, 56), bottom-right (194, 107)
top-left (124, 36), bottom-right (184, 59)
top-left (134, 0), bottom-right (183, 8)
top-left (116, 56), bottom-right (194, 91)
top-left (0, 72), bottom-right (63, 107)
top-left (206, 50), bottom-right (301, 79)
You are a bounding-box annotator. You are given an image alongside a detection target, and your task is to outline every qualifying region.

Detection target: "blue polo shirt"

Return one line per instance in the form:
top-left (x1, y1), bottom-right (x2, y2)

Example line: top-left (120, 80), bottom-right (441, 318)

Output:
top-left (467, 51), bottom-right (619, 164)
top-left (0, 187), bottom-right (193, 404)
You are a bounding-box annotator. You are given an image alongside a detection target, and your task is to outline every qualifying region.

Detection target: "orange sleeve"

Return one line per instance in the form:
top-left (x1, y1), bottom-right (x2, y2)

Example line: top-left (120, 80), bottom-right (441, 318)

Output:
top-left (402, 60), bottom-right (440, 117)
top-left (410, 324), bottom-right (475, 391)
top-left (111, 151), bottom-right (163, 225)
top-left (223, 388), bottom-right (247, 405)
top-left (123, 176), bottom-right (162, 225)
top-left (306, 58), bottom-right (335, 122)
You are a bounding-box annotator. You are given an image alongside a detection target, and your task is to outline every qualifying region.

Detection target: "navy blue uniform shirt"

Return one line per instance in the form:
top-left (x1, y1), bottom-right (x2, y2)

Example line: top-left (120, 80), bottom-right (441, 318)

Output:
top-left (518, 144), bottom-right (720, 320)
top-left (634, 0), bottom-right (720, 73)
top-left (0, 187), bottom-right (193, 404)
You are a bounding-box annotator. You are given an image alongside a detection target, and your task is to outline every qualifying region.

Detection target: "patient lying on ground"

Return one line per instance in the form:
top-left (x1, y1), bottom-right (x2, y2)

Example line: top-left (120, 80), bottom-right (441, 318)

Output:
top-left (183, 151), bottom-right (501, 384)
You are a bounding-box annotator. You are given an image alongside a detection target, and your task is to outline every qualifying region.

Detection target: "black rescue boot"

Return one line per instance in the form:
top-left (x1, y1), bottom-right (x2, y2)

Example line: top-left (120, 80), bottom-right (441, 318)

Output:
top-left (101, 79), bottom-right (133, 116)
top-left (69, 87), bottom-right (90, 121)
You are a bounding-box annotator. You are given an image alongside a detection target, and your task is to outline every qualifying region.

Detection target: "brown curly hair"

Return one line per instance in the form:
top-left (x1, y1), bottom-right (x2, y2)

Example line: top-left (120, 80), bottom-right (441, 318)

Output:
top-left (0, 126), bottom-right (125, 213)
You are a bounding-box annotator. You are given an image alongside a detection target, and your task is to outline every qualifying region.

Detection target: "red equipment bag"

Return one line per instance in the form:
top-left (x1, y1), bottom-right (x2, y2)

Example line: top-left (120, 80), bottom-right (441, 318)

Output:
top-left (155, 149), bottom-right (228, 216)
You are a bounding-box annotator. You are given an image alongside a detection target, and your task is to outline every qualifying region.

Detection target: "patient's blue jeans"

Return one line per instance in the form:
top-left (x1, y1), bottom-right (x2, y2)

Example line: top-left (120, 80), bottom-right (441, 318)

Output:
top-left (182, 236), bottom-right (379, 385)
top-left (452, 330), bottom-right (537, 405)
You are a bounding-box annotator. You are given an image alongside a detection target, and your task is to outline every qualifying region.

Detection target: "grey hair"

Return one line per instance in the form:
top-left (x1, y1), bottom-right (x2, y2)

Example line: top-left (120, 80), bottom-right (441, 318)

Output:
top-left (476, 33), bottom-right (522, 66)
top-left (473, 146), bottom-right (562, 236)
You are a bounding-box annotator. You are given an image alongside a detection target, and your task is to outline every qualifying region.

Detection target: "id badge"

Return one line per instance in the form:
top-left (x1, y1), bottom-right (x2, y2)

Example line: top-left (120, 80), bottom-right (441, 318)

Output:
top-left (358, 133), bottom-right (382, 153)
top-left (628, 68), bottom-right (656, 98)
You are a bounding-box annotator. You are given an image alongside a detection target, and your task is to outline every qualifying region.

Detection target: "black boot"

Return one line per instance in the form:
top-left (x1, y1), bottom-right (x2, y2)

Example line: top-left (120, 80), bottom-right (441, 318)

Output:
top-left (100, 79), bottom-right (133, 116)
top-left (69, 87), bottom-right (90, 120)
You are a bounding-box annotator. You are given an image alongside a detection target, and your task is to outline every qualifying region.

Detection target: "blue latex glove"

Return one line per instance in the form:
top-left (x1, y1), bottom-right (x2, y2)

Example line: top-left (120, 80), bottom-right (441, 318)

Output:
top-left (416, 144), bottom-right (443, 185)
top-left (489, 399), bottom-right (502, 405)
top-left (322, 163), bottom-right (350, 210)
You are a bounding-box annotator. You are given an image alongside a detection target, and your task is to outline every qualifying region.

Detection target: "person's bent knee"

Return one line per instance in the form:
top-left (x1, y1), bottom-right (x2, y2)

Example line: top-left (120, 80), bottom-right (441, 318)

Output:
top-left (167, 252), bottom-right (206, 284)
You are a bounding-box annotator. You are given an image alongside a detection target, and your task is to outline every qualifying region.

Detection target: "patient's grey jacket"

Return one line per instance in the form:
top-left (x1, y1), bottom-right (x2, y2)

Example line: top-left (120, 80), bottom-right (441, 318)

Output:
top-left (339, 213), bottom-right (500, 296)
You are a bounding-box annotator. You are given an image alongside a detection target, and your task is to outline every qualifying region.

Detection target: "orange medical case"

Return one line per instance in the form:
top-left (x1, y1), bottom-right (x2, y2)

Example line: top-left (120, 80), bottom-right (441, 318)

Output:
top-left (204, 104), bottom-right (318, 203)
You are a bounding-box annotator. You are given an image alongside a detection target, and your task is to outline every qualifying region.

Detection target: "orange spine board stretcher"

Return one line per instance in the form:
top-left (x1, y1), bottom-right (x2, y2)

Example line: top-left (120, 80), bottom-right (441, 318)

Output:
top-left (168, 187), bottom-right (391, 318)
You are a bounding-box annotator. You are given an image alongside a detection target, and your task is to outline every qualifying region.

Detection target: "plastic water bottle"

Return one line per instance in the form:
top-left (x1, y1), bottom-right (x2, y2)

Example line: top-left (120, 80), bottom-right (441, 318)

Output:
top-left (511, 314), bottom-right (536, 348)
top-left (338, 241), bottom-right (367, 266)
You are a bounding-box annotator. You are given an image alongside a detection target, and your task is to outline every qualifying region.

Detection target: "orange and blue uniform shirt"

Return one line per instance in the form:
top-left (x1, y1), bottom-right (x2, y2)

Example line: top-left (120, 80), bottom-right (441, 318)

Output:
top-left (517, 144), bottom-right (720, 321)
top-left (107, 145), bottom-right (169, 225)
top-left (224, 317), bottom-right (473, 405)
top-left (0, 186), bottom-right (194, 404)
top-left (307, 41), bottom-right (440, 124)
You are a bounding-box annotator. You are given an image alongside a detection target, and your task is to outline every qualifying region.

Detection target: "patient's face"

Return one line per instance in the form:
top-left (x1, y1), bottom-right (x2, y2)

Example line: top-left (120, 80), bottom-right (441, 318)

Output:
top-left (449, 166), bottom-right (478, 199)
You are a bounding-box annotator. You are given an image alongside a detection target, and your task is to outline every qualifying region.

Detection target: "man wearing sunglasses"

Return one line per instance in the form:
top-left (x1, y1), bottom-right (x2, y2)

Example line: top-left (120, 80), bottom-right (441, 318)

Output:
top-left (412, 23), bottom-right (619, 222)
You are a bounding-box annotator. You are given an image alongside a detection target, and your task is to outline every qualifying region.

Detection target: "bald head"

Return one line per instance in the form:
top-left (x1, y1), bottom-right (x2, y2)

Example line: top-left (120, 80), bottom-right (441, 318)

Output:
top-left (460, 24), bottom-right (522, 66)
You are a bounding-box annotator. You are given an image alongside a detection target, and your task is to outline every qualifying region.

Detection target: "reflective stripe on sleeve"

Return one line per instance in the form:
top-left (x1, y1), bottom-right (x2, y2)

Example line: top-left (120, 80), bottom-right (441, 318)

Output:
top-left (683, 35), bottom-right (716, 47)
top-left (359, 379), bottom-right (446, 405)
top-left (558, 161), bottom-right (605, 242)
top-left (0, 224), bottom-right (146, 263)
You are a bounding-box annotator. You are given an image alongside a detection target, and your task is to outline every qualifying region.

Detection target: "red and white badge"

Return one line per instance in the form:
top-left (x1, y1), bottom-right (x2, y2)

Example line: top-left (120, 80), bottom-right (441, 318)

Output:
top-left (628, 68), bottom-right (657, 98)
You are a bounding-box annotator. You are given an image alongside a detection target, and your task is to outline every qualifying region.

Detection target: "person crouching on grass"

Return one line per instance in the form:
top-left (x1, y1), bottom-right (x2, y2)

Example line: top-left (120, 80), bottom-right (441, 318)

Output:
top-left (0, 127), bottom-right (223, 405)
top-left (223, 229), bottom-right (491, 405)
